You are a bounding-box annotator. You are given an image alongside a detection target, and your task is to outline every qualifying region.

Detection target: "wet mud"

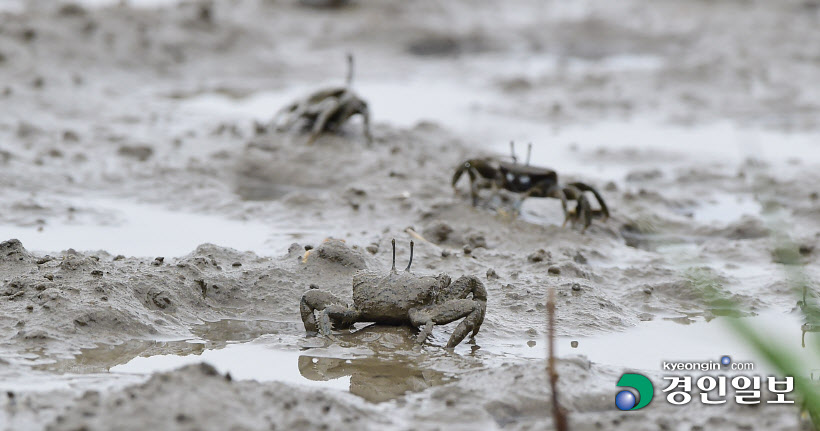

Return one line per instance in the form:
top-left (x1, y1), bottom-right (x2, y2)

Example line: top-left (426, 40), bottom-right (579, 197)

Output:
top-left (1, 0), bottom-right (820, 430)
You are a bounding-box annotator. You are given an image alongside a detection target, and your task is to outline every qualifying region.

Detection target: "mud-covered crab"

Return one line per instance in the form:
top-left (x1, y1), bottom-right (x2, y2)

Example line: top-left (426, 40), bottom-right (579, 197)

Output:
top-left (452, 142), bottom-right (609, 231)
top-left (273, 54), bottom-right (372, 144)
top-left (300, 239), bottom-right (487, 348)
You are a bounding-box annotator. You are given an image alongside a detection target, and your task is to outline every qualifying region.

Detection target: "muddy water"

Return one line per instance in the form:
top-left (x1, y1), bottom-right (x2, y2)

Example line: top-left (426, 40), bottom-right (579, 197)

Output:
top-left (563, 311), bottom-right (820, 374)
top-left (2, 0), bottom-right (819, 429)
top-left (7, 311), bottom-right (816, 404)
top-left (8, 319), bottom-right (526, 403)
top-left (107, 342), bottom-right (461, 403)
top-left (0, 196), bottom-right (353, 257)
top-left (0, 198), bottom-right (279, 256)
top-left (183, 73), bottom-right (820, 181)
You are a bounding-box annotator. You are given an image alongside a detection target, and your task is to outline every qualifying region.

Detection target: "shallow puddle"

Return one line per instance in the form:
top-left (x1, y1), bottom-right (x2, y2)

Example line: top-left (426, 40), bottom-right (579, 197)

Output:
top-left (689, 193), bottom-right (763, 224)
top-left (32, 319), bottom-right (300, 374)
top-left (556, 310), bottom-right (820, 377)
top-left (110, 344), bottom-right (350, 393)
top-left (0, 197), bottom-right (308, 257)
top-left (110, 344), bottom-right (454, 403)
top-left (34, 339), bottom-right (208, 374)
top-left (8, 310), bottom-right (820, 402)
top-left (298, 355), bottom-right (453, 403)
top-left (181, 81), bottom-right (820, 185)
top-left (20, 323), bottom-right (462, 403)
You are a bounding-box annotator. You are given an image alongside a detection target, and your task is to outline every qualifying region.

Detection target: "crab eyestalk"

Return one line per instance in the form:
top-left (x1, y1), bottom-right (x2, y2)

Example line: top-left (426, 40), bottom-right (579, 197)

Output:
top-left (346, 53), bottom-right (355, 87)
top-left (391, 238), bottom-right (396, 272)
top-left (405, 240), bottom-right (414, 272)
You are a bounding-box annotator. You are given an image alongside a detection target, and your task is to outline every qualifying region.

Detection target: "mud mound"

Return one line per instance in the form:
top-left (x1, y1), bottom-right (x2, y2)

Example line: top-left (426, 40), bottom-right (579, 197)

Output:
top-left (0, 239), bottom-right (31, 261)
top-left (0, 240), bottom-right (306, 355)
top-left (46, 363), bottom-right (383, 431)
top-left (306, 238), bottom-right (368, 270)
top-left (26, 358), bottom-right (806, 431)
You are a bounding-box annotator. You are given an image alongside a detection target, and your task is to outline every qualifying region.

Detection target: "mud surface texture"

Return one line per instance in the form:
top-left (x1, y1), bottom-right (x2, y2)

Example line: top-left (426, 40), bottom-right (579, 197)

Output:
top-left (1, 0), bottom-right (819, 430)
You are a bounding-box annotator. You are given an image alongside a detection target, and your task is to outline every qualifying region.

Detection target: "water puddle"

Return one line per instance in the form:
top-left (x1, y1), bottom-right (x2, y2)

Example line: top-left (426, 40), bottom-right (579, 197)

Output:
top-left (495, 53), bottom-right (665, 77)
top-left (497, 121), bottom-right (820, 178)
top-left (181, 80), bottom-right (820, 186)
top-left (109, 344), bottom-right (454, 403)
top-left (179, 80), bottom-right (485, 134)
top-left (34, 339), bottom-right (208, 374)
top-left (10, 311), bottom-right (820, 401)
top-left (20, 323), bottom-right (462, 403)
top-left (0, 197), bottom-right (302, 257)
top-left (298, 355), bottom-right (453, 403)
top-left (111, 344), bottom-right (352, 393)
top-left (556, 311), bottom-right (820, 376)
top-left (686, 193), bottom-right (762, 224)
top-left (29, 320), bottom-right (296, 373)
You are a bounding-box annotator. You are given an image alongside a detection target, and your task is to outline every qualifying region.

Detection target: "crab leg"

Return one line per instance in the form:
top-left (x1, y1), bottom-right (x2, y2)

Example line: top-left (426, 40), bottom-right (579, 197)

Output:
top-left (273, 102), bottom-right (307, 132)
top-left (576, 191), bottom-right (593, 232)
top-left (566, 181), bottom-right (609, 220)
top-left (440, 275), bottom-right (487, 302)
top-left (517, 180), bottom-right (567, 220)
top-left (361, 107), bottom-right (373, 144)
top-left (410, 299), bottom-right (486, 348)
top-left (451, 162), bottom-right (470, 188)
top-left (409, 275), bottom-right (486, 348)
top-left (300, 289), bottom-right (357, 335)
top-left (563, 184), bottom-right (597, 232)
top-left (452, 162), bottom-right (483, 206)
top-left (306, 98), bottom-right (341, 144)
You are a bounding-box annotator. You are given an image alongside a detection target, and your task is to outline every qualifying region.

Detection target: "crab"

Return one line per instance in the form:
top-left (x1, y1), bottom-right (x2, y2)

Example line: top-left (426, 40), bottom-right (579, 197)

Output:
top-left (452, 142), bottom-right (609, 231)
top-left (272, 54), bottom-right (372, 144)
top-left (300, 239), bottom-right (487, 348)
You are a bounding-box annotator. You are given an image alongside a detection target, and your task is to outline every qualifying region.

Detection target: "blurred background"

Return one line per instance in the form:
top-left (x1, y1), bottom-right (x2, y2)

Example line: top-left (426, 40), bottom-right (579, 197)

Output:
top-left (1, 1), bottom-right (819, 429)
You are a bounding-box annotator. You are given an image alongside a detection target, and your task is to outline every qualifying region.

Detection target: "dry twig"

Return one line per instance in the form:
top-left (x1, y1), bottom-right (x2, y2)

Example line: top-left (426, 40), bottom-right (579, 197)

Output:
top-left (548, 287), bottom-right (569, 431)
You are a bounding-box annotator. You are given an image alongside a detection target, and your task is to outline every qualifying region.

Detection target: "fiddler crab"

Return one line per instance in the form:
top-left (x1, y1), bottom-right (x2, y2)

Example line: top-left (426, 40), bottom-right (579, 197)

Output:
top-left (300, 239), bottom-right (487, 348)
top-left (452, 142), bottom-right (609, 232)
top-left (272, 54), bottom-right (372, 145)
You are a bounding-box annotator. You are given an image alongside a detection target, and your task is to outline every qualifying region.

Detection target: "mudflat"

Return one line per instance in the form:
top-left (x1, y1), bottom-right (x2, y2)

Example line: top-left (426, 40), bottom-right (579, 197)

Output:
top-left (1, 1), bottom-right (818, 430)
